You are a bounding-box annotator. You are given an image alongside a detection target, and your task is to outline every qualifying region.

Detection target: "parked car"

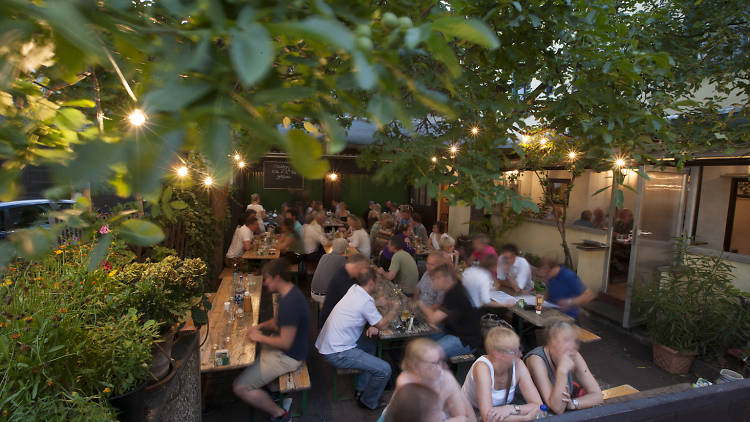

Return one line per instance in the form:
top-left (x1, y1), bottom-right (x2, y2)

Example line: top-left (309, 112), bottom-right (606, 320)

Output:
top-left (0, 199), bottom-right (75, 240)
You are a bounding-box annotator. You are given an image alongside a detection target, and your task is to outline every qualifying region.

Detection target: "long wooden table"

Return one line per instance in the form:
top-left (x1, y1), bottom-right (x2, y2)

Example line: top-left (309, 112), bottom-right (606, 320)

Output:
top-left (199, 273), bottom-right (263, 372)
top-left (242, 248), bottom-right (280, 261)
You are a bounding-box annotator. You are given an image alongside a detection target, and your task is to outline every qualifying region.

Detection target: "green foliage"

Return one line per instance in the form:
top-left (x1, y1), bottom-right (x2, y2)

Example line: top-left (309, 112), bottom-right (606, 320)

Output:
top-left (635, 237), bottom-right (750, 357)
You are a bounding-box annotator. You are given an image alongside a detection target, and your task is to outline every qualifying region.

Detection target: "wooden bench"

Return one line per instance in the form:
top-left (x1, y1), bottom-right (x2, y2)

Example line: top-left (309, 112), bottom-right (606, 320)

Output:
top-left (602, 384), bottom-right (639, 400)
top-left (449, 354), bottom-right (476, 384)
top-left (333, 368), bottom-right (361, 402)
top-left (575, 325), bottom-right (601, 343)
top-left (257, 362), bottom-right (311, 421)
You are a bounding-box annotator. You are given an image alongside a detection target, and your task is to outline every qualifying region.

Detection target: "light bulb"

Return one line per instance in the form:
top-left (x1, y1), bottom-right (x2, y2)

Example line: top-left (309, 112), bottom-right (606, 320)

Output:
top-left (233, 153), bottom-right (241, 161)
top-left (615, 158), bottom-right (626, 167)
top-left (521, 135), bottom-right (530, 144)
top-left (238, 161), bottom-right (246, 169)
top-left (431, 156), bottom-right (437, 163)
top-left (176, 166), bottom-right (188, 177)
top-left (568, 151), bottom-right (577, 160)
top-left (450, 145), bottom-right (458, 154)
top-left (470, 127), bottom-right (479, 135)
top-left (204, 176), bottom-right (213, 187)
top-left (539, 137), bottom-right (548, 146)
top-left (128, 109), bottom-right (147, 127)
top-left (328, 173), bottom-right (338, 181)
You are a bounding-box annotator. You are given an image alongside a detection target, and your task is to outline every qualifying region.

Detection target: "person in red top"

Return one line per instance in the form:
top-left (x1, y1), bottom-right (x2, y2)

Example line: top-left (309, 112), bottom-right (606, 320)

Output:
top-left (470, 234), bottom-right (498, 278)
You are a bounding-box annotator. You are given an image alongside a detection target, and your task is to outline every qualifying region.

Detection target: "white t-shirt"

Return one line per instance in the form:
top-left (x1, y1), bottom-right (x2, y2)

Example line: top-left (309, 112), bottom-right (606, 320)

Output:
top-left (226, 225), bottom-right (253, 259)
top-left (429, 232), bottom-right (452, 250)
top-left (302, 222), bottom-right (328, 254)
top-left (497, 256), bottom-right (533, 291)
top-left (461, 266), bottom-right (494, 308)
top-left (315, 285), bottom-right (383, 355)
top-left (246, 203), bottom-right (266, 233)
top-left (348, 228), bottom-right (370, 258)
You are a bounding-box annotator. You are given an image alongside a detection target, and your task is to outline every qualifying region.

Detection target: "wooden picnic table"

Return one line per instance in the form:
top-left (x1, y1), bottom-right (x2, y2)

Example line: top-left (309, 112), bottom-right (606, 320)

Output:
top-left (242, 247), bottom-right (280, 261)
top-left (199, 273), bottom-right (263, 372)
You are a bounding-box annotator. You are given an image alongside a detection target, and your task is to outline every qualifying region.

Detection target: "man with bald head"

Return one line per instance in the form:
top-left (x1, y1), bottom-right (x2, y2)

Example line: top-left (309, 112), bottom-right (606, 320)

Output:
top-left (414, 252), bottom-right (446, 309)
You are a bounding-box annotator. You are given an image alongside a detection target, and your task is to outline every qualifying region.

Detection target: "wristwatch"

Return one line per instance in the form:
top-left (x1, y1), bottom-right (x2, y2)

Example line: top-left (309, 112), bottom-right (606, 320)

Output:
top-left (513, 405), bottom-right (521, 415)
top-left (572, 398), bottom-right (580, 409)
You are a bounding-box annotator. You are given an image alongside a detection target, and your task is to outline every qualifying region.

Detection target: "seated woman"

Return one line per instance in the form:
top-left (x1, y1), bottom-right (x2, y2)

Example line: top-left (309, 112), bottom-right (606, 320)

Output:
top-left (381, 338), bottom-right (476, 422)
top-left (462, 327), bottom-right (542, 421)
top-left (439, 235), bottom-right (459, 268)
top-left (524, 320), bottom-right (603, 414)
top-left (347, 216), bottom-right (371, 258)
top-left (429, 221), bottom-right (450, 250)
top-left (276, 217), bottom-right (302, 261)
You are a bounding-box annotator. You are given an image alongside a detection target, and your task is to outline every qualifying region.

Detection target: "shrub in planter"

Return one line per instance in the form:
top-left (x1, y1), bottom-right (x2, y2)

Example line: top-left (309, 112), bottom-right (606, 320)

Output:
top-left (635, 237), bottom-right (750, 373)
top-left (0, 241), bottom-right (158, 421)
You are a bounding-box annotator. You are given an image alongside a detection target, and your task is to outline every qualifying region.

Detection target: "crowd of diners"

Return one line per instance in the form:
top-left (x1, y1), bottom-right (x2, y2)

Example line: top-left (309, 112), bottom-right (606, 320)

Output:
top-left (226, 195), bottom-right (603, 422)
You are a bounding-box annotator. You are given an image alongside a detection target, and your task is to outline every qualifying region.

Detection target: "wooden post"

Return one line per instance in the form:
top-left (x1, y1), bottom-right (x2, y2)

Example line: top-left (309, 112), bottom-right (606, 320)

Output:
top-left (210, 184), bottom-right (229, 290)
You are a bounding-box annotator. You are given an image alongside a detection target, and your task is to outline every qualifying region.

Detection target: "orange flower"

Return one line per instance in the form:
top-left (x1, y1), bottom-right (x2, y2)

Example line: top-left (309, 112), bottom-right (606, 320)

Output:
top-left (103, 387), bottom-right (111, 394)
top-left (47, 379), bottom-right (54, 386)
top-left (59, 308), bottom-right (67, 313)
top-left (54, 250), bottom-right (63, 255)
top-left (12, 333), bottom-right (20, 339)
top-left (53, 282), bottom-right (60, 289)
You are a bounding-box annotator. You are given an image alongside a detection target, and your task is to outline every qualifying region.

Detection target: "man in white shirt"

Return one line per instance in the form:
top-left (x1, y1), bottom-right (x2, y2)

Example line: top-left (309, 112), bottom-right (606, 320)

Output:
top-left (462, 253), bottom-right (500, 308)
top-left (315, 271), bottom-right (398, 410)
top-left (302, 212), bottom-right (330, 255)
top-left (497, 243), bottom-right (534, 293)
top-left (225, 215), bottom-right (259, 265)
top-left (247, 208), bottom-right (266, 235)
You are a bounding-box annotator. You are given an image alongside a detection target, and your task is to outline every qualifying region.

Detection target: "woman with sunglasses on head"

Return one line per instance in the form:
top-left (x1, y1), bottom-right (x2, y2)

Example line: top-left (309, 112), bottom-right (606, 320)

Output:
top-left (379, 338), bottom-right (475, 422)
top-left (523, 320), bottom-right (602, 415)
top-left (462, 327), bottom-right (542, 422)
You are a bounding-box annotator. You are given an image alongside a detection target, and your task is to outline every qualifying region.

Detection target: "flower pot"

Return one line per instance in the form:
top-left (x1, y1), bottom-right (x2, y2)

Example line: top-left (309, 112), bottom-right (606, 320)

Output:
top-left (149, 326), bottom-right (176, 381)
top-left (652, 343), bottom-right (696, 374)
top-left (108, 382), bottom-right (146, 422)
top-left (715, 368), bottom-right (744, 384)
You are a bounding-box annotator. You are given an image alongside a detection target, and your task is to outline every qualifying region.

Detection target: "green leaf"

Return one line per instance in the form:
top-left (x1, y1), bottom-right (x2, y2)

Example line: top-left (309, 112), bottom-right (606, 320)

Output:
top-left (352, 50), bottom-right (376, 90)
top-left (87, 233), bottom-right (113, 272)
top-left (252, 87), bottom-right (316, 104)
top-left (230, 24), bottom-right (274, 88)
top-left (55, 108), bottom-right (88, 131)
top-left (405, 24), bottom-right (432, 49)
top-left (144, 82), bottom-right (212, 113)
top-left (425, 33), bottom-right (462, 78)
top-left (61, 99), bottom-right (95, 108)
top-left (203, 118), bottom-right (232, 183)
top-left (119, 219), bottom-right (165, 247)
top-left (367, 95), bottom-right (395, 128)
top-left (286, 129), bottom-right (330, 178)
top-left (432, 17), bottom-right (500, 50)
top-left (269, 18), bottom-right (355, 51)
top-left (170, 200), bottom-right (188, 210)
top-left (320, 114), bottom-right (347, 154)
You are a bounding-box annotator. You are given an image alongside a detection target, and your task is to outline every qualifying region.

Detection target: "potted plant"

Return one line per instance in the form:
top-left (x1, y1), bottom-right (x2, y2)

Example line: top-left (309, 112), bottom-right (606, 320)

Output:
top-left (635, 237), bottom-right (750, 374)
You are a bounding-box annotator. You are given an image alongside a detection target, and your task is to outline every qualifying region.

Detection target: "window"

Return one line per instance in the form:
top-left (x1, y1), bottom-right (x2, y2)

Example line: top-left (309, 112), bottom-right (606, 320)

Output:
top-left (724, 178), bottom-right (750, 255)
top-left (7, 204), bottom-right (50, 230)
top-left (546, 178), bottom-right (571, 205)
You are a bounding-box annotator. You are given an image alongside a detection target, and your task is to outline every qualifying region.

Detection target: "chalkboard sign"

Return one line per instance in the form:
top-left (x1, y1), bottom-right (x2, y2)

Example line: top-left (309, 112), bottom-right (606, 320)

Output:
top-left (263, 161), bottom-right (304, 190)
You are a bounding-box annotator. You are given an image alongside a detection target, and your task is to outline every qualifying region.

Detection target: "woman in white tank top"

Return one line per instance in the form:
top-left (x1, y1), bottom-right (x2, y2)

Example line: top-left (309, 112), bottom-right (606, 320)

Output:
top-left (461, 327), bottom-right (543, 421)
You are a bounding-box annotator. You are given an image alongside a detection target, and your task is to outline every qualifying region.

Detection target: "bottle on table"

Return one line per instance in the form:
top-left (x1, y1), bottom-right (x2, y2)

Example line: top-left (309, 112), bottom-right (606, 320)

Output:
top-left (243, 291), bottom-right (252, 314)
top-left (235, 275), bottom-right (245, 304)
top-left (232, 263), bottom-right (239, 287)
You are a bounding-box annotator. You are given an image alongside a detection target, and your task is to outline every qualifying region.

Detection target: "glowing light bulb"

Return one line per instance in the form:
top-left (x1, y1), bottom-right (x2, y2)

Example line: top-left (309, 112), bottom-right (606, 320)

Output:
top-left (328, 172), bottom-right (338, 181)
top-left (615, 158), bottom-right (626, 167)
top-left (176, 166), bottom-right (188, 178)
top-left (233, 153), bottom-right (241, 161)
top-left (539, 137), bottom-right (548, 146)
top-left (450, 145), bottom-right (458, 154)
top-left (520, 135), bottom-right (530, 144)
top-left (238, 161), bottom-right (246, 169)
top-left (470, 127), bottom-right (479, 135)
top-left (204, 176), bottom-right (213, 187)
top-left (568, 151), bottom-right (577, 160)
top-left (431, 156), bottom-right (437, 163)
top-left (128, 109), bottom-right (147, 127)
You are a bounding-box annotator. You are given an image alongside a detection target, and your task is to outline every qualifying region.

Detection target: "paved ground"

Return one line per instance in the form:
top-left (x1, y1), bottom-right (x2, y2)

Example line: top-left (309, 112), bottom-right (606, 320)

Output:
top-left (202, 283), bottom-right (696, 422)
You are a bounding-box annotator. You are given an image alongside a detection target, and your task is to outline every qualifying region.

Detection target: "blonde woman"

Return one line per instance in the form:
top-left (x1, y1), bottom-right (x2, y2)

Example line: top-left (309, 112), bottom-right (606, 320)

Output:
top-left (439, 235), bottom-right (458, 267)
top-left (524, 320), bottom-right (602, 414)
top-left (347, 216), bottom-right (370, 258)
top-left (462, 327), bottom-right (543, 421)
top-left (380, 338), bottom-right (476, 422)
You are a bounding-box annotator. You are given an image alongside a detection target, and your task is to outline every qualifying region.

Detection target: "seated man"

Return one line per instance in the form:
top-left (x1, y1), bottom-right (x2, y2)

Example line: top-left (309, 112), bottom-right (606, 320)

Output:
top-left (377, 235), bottom-right (419, 297)
top-left (285, 207), bottom-right (303, 238)
top-left (315, 270), bottom-right (399, 410)
top-left (572, 210), bottom-right (597, 228)
top-left (246, 208), bottom-right (265, 234)
top-left (310, 238), bottom-right (348, 307)
top-left (414, 253), bottom-right (446, 309)
top-left (225, 215), bottom-right (259, 267)
top-left (233, 259), bottom-right (310, 422)
top-left (497, 244), bottom-right (534, 293)
top-left (418, 264), bottom-right (482, 358)
top-left (320, 254), bottom-right (372, 324)
top-left (536, 257), bottom-right (596, 318)
top-left (462, 253), bottom-right (506, 309)
top-left (302, 211), bottom-right (331, 262)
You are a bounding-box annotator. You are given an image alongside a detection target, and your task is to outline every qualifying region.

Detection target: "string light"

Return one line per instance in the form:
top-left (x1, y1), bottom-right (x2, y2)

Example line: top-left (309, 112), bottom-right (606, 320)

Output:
top-left (568, 151), bottom-right (577, 160)
top-left (520, 135), bottom-right (530, 145)
top-left (470, 127), bottom-right (479, 135)
top-left (203, 176), bottom-right (213, 187)
top-left (450, 145), bottom-right (458, 154)
top-left (238, 161), bottom-right (246, 169)
top-left (431, 156), bottom-right (437, 163)
top-left (128, 109), bottom-right (147, 127)
top-left (328, 172), bottom-right (338, 181)
top-left (176, 166), bottom-right (188, 178)
top-left (615, 157), bottom-right (626, 168)
top-left (233, 153), bottom-right (241, 161)
top-left (539, 137), bottom-right (548, 146)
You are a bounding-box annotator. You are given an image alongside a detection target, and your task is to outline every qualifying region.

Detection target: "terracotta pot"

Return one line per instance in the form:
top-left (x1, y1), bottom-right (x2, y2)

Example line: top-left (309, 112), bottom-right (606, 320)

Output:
top-left (149, 326), bottom-right (176, 381)
top-left (652, 343), bottom-right (696, 374)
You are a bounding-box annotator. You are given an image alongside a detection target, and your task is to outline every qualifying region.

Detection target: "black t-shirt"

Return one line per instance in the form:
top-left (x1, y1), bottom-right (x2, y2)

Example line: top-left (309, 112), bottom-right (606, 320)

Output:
top-left (440, 282), bottom-right (482, 351)
top-left (277, 286), bottom-right (311, 361)
top-left (320, 266), bottom-right (355, 325)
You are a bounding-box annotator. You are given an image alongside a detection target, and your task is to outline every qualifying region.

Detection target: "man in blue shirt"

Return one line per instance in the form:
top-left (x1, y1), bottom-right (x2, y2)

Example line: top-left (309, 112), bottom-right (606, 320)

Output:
top-left (233, 259), bottom-right (310, 422)
top-left (537, 257), bottom-right (596, 318)
top-left (285, 208), bottom-right (303, 238)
